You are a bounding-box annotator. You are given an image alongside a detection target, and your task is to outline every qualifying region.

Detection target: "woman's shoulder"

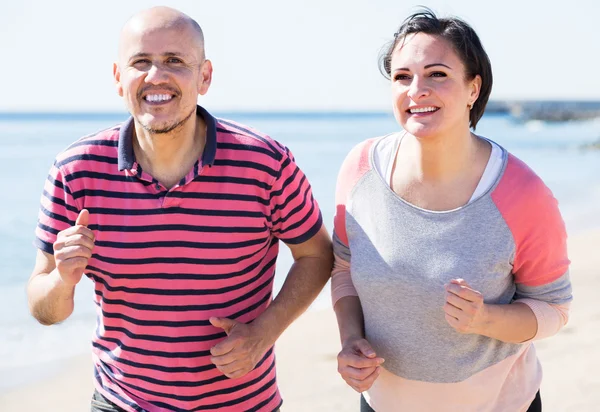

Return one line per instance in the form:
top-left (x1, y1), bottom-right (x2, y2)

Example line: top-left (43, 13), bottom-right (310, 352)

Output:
top-left (335, 134), bottom-right (399, 201)
top-left (501, 152), bottom-right (550, 195)
top-left (491, 150), bottom-right (560, 221)
top-left (342, 133), bottom-right (400, 168)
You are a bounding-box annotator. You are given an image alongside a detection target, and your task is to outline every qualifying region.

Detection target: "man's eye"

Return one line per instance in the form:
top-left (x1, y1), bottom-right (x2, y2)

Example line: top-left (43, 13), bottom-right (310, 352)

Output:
top-left (167, 57), bottom-right (183, 64)
top-left (133, 59), bottom-right (151, 65)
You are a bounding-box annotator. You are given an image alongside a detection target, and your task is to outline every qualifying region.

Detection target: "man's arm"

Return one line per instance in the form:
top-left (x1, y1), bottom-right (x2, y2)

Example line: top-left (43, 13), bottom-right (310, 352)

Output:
top-left (27, 209), bottom-right (94, 325)
top-left (253, 224), bottom-right (333, 342)
top-left (27, 250), bottom-right (76, 325)
top-left (209, 224), bottom-right (333, 378)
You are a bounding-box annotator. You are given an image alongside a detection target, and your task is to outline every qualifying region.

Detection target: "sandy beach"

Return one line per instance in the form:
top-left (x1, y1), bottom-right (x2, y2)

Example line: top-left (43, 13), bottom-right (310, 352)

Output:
top-left (1, 229), bottom-right (598, 412)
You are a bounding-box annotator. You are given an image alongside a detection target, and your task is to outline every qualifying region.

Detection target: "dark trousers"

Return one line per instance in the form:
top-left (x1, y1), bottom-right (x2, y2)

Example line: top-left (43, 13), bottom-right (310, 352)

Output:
top-left (360, 390), bottom-right (542, 412)
top-left (91, 389), bottom-right (281, 412)
top-left (91, 390), bottom-right (125, 412)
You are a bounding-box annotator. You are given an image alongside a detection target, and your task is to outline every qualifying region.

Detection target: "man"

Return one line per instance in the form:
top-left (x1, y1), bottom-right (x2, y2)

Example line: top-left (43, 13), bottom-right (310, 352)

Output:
top-left (27, 6), bottom-right (332, 412)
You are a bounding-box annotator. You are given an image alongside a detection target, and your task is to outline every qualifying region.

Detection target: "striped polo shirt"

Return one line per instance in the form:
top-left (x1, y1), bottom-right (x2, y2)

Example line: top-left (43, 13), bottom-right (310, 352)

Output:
top-left (34, 105), bottom-right (322, 412)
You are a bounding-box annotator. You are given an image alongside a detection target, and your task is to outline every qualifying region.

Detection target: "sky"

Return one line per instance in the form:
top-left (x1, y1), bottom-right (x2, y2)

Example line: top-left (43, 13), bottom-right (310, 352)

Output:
top-left (1, 0), bottom-right (598, 112)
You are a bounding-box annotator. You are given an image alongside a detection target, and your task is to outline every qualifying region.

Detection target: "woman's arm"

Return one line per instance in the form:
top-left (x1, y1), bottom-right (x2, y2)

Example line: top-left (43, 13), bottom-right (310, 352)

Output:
top-left (332, 253), bottom-right (384, 393)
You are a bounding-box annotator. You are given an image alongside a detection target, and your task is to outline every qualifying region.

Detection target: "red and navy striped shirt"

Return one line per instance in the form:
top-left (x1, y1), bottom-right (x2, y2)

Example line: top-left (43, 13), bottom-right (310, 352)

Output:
top-left (35, 106), bottom-right (322, 411)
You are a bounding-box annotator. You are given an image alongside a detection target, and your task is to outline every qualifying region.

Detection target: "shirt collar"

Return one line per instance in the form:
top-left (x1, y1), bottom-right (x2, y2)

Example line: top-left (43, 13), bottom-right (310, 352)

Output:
top-left (118, 105), bottom-right (217, 171)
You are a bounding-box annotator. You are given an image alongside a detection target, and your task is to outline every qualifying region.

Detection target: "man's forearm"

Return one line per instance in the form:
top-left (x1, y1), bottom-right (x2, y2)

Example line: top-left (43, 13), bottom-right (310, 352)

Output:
top-left (477, 302), bottom-right (537, 343)
top-left (27, 270), bottom-right (75, 325)
top-left (251, 252), bottom-right (333, 346)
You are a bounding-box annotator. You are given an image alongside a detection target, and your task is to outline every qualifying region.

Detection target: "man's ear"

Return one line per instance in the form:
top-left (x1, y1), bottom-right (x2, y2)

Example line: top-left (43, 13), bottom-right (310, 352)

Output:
top-left (113, 62), bottom-right (123, 97)
top-left (198, 59), bottom-right (213, 96)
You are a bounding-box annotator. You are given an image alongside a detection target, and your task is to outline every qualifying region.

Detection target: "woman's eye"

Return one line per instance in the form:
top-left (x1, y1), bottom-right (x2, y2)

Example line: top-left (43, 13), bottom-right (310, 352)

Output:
top-left (430, 72), bottom-right (447, 78)
top-left (394, 74), bottom-right (411, 81)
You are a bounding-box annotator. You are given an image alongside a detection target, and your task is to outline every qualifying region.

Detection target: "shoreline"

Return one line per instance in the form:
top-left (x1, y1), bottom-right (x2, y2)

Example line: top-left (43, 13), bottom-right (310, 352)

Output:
top-left (1, 229), bottom-right (599, 411)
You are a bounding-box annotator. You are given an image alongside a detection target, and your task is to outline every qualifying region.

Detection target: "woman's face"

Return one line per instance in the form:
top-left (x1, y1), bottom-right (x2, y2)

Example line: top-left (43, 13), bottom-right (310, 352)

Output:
top-left (390, 33), bottom-right (481, 140)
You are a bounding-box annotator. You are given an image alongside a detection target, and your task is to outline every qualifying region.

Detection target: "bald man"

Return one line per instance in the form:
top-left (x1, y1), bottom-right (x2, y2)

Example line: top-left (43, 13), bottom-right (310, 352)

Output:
top-left (27, 7), bottom-right (332, 412)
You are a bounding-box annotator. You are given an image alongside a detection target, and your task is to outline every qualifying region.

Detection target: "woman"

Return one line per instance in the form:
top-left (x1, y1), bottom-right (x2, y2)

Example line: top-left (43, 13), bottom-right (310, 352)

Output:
top-left (331, 9), bottom-right (572, 412)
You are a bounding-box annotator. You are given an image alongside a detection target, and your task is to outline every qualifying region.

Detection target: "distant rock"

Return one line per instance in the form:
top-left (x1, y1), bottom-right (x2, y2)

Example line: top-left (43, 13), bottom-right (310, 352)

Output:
top-left (504, 100), bottom-right (600, 122)
top-left (581, 138), bottom-right (600, 150)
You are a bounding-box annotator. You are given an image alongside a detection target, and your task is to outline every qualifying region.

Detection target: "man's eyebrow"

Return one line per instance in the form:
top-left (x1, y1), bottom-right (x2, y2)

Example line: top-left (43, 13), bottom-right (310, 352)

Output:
top-left (129, 52), bottom-right (151, 60)
top-left (393, 63), bottom-right (453, 71)
top-left (129, 52), bottom-right (187, 60)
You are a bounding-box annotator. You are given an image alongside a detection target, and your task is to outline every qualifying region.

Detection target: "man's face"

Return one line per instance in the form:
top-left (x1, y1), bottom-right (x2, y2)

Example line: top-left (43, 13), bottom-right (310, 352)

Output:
top-left (114, 24), bottom-right (212, 134)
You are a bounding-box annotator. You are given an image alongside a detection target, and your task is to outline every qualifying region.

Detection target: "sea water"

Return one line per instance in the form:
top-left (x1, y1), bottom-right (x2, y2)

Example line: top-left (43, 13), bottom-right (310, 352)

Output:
top-left (1, 112), bottom-right (599, 390)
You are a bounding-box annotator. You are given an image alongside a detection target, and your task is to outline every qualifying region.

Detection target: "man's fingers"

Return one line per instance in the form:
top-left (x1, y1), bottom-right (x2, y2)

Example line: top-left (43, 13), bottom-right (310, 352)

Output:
top-left (214, 360), bottom-right (243, 374)
top-left (209, 317), bottom-right (239, 335)
top-left (209, 318), bottom-right (243, 357)
top-left (212, 357), bottom-right (248, 378)
top-left (76, 209), bottom-right (90, 227)
top-left (57, 226), bottom-right (95, 243)
top-left (222, 367), bottom-right (248, 379)
top-left (210, 351), bottom-right (239, 367)
top-left (57, 234), bottom-right (95, 251)
top-left (57, 257), bottom-right (89, 270)
top-left (210, 337), bottom-right (238, 357)
top-left (55, 245), bottom-right (93, 260)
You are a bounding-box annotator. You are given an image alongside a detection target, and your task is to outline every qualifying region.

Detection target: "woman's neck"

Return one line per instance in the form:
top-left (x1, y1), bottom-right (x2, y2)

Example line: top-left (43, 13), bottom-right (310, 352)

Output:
top-left (399, 128), bottom-right (482, 183)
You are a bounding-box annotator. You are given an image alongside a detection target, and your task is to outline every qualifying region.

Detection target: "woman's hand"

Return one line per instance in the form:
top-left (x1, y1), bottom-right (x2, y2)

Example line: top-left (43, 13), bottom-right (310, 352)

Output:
top-left (337, 336), bottom-right (384, 393)
top-left (443, 278), bottom-right (489, 334)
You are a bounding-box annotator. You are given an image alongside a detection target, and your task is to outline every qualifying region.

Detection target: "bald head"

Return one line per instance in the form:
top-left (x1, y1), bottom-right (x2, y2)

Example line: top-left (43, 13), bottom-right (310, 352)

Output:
top-left (119, 7), bottom-right (205, 61)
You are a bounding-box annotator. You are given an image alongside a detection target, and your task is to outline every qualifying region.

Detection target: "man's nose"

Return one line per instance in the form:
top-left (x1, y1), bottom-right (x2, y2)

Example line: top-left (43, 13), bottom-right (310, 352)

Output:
top-left (145, 63), bottom-right (169, 84)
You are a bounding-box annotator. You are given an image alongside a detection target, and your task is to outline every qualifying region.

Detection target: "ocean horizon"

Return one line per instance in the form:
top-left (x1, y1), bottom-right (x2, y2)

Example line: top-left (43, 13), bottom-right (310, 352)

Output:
top-left (2, 98), bottom-right (600, 122)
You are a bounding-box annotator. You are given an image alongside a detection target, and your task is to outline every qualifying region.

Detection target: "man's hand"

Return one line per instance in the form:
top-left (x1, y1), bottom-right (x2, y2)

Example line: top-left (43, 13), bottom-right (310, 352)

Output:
top-left (53, 209), bottom-right (95, 286)
top-left (443, 278), bottom-right (488, 334)
top-left (209, 317), bottom-right (270, 379)
top-left (337, 336), bottom-right (384, 393)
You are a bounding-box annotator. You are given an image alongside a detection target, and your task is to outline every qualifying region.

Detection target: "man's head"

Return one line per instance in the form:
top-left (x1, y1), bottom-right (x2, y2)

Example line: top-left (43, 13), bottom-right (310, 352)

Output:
top-left (114, 7), bottom-right (212, 134)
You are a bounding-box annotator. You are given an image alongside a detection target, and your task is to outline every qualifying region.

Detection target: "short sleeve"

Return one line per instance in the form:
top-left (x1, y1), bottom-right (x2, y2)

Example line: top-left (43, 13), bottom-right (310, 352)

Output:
top-left (269, 148), bottom-right (322, 244)
top-left (34, 161), bottom-right (80, 255)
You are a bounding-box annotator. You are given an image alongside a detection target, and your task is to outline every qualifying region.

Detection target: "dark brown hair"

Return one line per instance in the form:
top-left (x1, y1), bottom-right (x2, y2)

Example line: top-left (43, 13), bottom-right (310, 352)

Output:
top-left (379, 8), bottom-right (493, 129)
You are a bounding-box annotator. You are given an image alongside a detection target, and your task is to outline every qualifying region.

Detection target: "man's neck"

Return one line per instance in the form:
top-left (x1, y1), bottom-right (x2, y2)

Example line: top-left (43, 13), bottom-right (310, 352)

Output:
top-left (133, 114), bottom-right (207, 189)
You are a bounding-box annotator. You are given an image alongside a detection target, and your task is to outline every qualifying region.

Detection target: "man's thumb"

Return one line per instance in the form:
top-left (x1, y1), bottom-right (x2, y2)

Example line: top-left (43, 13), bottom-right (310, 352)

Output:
top-left (356, 339), bottom-right (376, 358)
top-left (76, 209), bottom-right (90, 227)
top-left (209, 317), bottom-right (237, 335)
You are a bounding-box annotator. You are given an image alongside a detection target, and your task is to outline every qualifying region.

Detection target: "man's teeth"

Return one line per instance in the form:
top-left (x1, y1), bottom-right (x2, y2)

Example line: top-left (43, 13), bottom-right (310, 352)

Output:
top-left (410, 107), bottom-right (438, 114)
top-left (145, 94), bottom-right (172, 102)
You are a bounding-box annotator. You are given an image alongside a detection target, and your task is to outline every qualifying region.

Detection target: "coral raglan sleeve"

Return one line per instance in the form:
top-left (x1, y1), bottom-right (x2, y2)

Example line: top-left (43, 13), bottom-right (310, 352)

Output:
top-left (331, 139), bottom-right (375, 307)
top-left (493, 155), bottom-right (573, 342)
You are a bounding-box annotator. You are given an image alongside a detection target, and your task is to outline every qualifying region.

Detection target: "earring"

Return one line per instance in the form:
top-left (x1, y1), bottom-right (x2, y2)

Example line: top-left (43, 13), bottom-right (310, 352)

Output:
top-left (468, 103), bottom-right (473, 111)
